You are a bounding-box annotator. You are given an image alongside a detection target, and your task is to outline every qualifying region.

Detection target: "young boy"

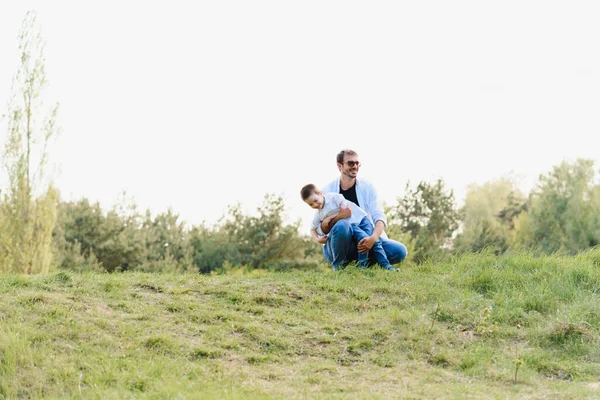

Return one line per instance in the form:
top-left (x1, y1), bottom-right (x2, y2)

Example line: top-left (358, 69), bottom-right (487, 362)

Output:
top-left (300, 183), bottom-right (397, 271)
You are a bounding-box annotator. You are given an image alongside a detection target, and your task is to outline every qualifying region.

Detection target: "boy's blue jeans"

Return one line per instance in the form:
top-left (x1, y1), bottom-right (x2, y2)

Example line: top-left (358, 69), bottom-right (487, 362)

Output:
top-left (353, 217), bottom-right (391, 269)
top-left (323, 219), bottom-right (408, 270)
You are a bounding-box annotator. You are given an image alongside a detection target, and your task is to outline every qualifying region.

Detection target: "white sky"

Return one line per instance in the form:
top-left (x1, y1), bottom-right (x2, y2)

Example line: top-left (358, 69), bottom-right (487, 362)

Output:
top-left (1, 1), bottom-right (599, 233)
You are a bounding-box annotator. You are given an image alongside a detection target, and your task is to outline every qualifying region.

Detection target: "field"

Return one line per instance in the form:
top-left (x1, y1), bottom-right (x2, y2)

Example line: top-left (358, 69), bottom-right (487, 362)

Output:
top-left (2, 250), bottom-right (600, 399)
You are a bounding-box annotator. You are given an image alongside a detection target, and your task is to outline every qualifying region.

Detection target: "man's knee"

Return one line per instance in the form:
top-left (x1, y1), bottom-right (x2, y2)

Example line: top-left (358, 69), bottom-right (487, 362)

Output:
top-left (382, 240), bottom-right (408, 264)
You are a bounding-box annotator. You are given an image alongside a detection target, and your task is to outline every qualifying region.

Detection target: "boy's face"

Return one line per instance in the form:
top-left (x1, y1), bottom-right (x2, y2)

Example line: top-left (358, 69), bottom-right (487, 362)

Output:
top-left (304, 193), bottom-right (324, 210)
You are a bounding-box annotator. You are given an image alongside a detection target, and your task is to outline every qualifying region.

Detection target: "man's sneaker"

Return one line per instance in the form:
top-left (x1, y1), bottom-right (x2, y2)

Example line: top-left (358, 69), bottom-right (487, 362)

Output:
top-left (381, 264), bottom-right (398, 271)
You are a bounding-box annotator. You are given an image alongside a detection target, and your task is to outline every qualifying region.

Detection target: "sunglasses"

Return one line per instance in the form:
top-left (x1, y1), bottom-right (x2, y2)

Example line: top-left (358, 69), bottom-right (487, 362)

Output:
top-left (345, 161), bottom-right (361, 167)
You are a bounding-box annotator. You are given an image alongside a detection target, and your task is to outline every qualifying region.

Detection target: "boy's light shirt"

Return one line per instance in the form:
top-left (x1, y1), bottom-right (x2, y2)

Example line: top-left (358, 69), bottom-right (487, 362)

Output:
top-left (312, 192), bottom-right (368, 236)
top-left (321, 177), bottom-right (389, 239)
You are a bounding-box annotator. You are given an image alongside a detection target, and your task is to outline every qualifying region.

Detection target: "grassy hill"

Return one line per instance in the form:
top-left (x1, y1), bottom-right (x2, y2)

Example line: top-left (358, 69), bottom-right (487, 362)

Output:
top-left (2, 250), bottom-right (600, 399)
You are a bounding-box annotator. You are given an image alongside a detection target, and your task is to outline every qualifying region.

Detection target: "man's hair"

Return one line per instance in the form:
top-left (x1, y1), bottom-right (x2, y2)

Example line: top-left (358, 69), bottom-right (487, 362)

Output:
top-left (300, 183), bottom-right (318, 200)
top-left (336, 149), bottom-right (358, 164)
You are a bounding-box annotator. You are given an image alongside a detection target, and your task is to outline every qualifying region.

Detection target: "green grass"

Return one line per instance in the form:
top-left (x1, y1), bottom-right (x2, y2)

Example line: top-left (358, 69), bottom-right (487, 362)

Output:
top-left (2, 249), bottom-right (600, 399)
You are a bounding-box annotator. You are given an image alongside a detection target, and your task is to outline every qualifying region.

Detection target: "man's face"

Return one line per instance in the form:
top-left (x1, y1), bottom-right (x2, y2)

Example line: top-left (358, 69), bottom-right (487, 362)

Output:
top-left (304, 193), bottom-right (324, 210)
top-left (339, 154), bottom-right (361, 179)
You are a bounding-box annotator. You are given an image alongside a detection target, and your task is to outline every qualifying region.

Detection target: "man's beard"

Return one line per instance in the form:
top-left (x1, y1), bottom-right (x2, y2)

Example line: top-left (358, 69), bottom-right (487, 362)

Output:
top-left (343, 170), bottom-right (357, 178)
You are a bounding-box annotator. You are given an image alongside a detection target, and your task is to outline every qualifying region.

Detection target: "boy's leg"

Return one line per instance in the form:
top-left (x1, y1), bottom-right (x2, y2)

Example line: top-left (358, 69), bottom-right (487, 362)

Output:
top-left (351, 224), bottom-right (370, 268)
top-left (371, 239), bottom-right (396, 270)
top-left (356, 218), bottom-right (380, 268)
top-left (358, 218), bottom-right (396, 270)
top-left (323, 220), bottom-right (355, 270)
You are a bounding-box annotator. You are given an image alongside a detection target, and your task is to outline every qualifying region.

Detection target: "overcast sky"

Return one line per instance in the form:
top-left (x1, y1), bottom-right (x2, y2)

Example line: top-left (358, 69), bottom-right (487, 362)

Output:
top-left (1, 1), bottom-right (599, 233)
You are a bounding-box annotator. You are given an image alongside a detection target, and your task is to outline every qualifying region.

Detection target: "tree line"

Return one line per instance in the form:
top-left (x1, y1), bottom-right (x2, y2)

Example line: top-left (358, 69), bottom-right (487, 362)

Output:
top-left (386, 158), bottom-right (600, 263)
top-left (2, 156), bottom-right (599, 274)
top-left (2, 11), bottom-right (600, 274)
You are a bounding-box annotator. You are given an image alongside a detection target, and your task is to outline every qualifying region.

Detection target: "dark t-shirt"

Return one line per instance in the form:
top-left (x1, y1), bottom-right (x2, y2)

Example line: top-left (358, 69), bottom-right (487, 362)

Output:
top-left (339, 183), bottom-right (359, 207)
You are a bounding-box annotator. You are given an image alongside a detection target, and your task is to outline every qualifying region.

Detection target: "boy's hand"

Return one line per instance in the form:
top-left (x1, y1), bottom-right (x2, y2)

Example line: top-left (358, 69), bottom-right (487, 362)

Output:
top-left (321, 205), bottom-right (351, 234)
top-left (316, 235), bottom-right (328, 244)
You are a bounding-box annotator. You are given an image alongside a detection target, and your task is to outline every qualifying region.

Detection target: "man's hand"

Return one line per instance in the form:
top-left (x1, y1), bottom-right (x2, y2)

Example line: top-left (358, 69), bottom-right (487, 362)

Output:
top-left (316, 235), bottom-right (328, 244)
top-left (337, 203), bottom-right (351, 220)
top-left (357, 236), bottom-right (376, 254)
top-left (358, 220), bottom-right (384, 253)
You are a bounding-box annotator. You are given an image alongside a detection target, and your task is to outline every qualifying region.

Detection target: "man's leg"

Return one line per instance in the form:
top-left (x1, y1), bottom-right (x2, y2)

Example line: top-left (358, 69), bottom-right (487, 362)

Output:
top-left (377, 238), bottom-right (408, 265)
top-left (323, 220), bottom-right (355, 270)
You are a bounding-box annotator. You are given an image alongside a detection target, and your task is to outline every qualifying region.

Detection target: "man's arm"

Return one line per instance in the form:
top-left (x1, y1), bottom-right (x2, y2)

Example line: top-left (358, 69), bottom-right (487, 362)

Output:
top-left (320, 204), bottom-right (351, 234)
top-left (363, 181), bottom-right (387, 232)
top-left (372, 220), bottom-right (385, 241)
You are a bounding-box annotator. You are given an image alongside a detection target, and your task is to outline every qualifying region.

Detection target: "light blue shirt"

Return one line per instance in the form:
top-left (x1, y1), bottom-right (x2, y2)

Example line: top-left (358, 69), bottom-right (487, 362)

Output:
top-left (321, 177), bottom-right (389, 239)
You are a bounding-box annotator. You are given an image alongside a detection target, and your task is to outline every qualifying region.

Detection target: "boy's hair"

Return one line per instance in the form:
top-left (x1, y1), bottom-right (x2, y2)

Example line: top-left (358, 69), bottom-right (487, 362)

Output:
top-left (336, 149), bottom-right (358, 164)
top-left (300, 183), bottom-right (319, 201)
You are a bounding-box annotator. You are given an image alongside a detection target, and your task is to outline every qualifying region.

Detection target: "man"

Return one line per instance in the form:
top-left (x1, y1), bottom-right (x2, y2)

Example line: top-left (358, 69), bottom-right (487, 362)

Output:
top-left (318, 149), bottom-right (408, 270)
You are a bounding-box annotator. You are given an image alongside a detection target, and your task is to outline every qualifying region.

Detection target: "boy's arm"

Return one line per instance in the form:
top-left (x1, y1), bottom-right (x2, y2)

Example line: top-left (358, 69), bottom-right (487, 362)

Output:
top-left (320, 203), bottom-right (352, 234)
top-left (311, 226), bottom-right (328, 244)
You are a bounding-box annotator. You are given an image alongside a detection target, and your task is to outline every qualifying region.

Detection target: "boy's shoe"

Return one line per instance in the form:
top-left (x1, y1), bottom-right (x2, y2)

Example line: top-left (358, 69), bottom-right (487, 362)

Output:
top-left (357, 260), bottom-right (369, 269)
top-left (381, 264), bottom-right (399, 271)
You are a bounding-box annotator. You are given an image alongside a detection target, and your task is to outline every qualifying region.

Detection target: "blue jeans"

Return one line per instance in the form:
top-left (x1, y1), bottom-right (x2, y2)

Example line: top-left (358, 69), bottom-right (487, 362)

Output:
top-left (353, 217), bottom-right (392, 269)
top-left (323, 219), bottom-right (408, 270)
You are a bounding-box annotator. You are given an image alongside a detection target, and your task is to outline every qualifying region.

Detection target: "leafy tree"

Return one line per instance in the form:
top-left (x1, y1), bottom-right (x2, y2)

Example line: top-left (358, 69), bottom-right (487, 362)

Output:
top-left (460, 217), bottom-right (508, 254)
top-left (56, 197), bottom-right (145, 272)
top-left (57, 199), bottom-right (105, 259)
top-left (139, 208), bottom-right (194, 272)
top-left (52, 198), bottom-right (101, 271)
top-left (453, 178), bottom-right (526, 255)
top-left (526, 159), bottom-right (600, 254)
top-left (221, 194), bottom-right (305, 268)
top-left (189, 194), bottom-right (309, 272)
top-left (53, 190), bottom-right (318, 273)
top-left (0, 11), bottom-right (59, 273)
top-left (188, 225), bottom-right (238, 274)
top-left (98, 200), bottom-right (145, 272)
top-left (387, 179), bottom-right (459, 263)
top-left (497, 190), bottom-right (528, 230)
top-left (508, 210), bottom-right (535, 252)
